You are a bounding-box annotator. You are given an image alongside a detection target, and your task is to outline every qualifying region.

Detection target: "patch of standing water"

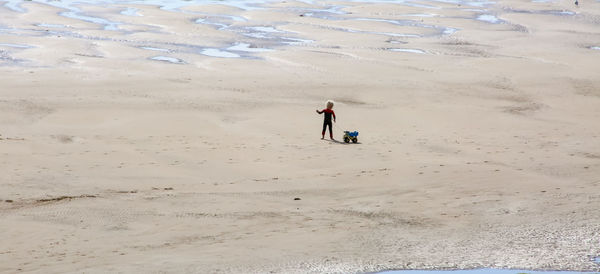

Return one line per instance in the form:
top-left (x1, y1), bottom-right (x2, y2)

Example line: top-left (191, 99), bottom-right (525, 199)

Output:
top-left (280, 37), bottom-right (315, 45)
top-left (3, 0), bottom-right (123, 31)
top-left (140, 46), bottom-right (171, 52)
top-left (126, 0), bottom-right (265, 11)
top-left (462, 8), bottom-right (487, 12)
top-left (389, 48), bottom-right (426, 54)
top-left (36, 23), bottom-right (68, 29)
top-left (296, 8), bottom-right (452, 37)
top-left (0, 50), bottom-right (27, 65)
top-left (593, 256), bottom-right (600, 264)
top-left (201, 48), bottom-right (240, 58)
top-left (0, 43), bottom-right (35, 49)
top-left (591, 47), bottom-right (600, 50)
top-left (355, 17), bottom-right (418, 25)
top-left (443, 27), bottom-right (458, 35)
top-left (363, 30), bottom-right (420, 38)
top-left (194, 13), bottom-right (247, 30)
top-left (504, 8), bottom-right (576, 16)
top-left (2, 0), bottom-right (268, 13)
top-left (242, 32), bottom-right (270, 39)
top-left (306, 5), bottom-right (349, 15)
top-left (549, 10), bottom-right (575, 15)
top-left (121, 7), bottom-right (142, 16)
top-left (402, 13), bottom-right (439, 17)
top-left (59, 10), bottom-right (121, 31)
top-left (150, 56), bottom-right (185, 64)
top-left (431, 0), bottom-right (496, 7)
top-left (2, 1), bottom-right (25, 12)
top-left (380, 269), bottom-right (600, 274)
top-left (249, 26), bottom-right (283, 33)
top-left (195, 18), bottom-right (229, 30)
top-left (341, 0), bottom-right (442, 9)
top-left (233, 24), bottom-right (315, 46)
top-left (477, 14), bottom-right (502, 23)
top-left (227, 43), bottom-right (272, 52)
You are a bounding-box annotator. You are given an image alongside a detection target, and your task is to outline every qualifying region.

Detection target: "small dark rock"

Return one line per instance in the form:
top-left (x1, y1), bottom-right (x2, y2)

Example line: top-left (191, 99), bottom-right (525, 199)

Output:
top-left (164, 187), bottom-right (174, 190)
top-left (6, 200), bottom-right (14, 203)
top-left (294, 197), bottom-right (301, 201)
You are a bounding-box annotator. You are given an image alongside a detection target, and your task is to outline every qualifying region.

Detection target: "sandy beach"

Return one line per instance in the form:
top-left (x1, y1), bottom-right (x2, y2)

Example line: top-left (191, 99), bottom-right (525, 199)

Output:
top-left (1, 0), bottom-right (600, 273)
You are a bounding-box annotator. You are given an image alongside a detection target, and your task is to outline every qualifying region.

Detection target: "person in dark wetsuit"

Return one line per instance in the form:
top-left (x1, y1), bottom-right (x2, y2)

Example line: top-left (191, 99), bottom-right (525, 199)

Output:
top-left (316, 100), bottom-right (336, 140)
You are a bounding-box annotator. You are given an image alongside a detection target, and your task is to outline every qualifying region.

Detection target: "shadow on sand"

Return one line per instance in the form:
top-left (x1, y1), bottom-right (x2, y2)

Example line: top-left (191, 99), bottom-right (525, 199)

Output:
top-left (322, 139), bottom-right (362, 145)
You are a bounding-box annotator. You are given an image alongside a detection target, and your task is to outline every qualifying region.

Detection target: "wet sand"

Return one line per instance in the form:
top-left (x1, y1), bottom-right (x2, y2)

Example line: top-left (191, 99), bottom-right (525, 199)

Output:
top-left (1, 0), bottom-right (600, 273)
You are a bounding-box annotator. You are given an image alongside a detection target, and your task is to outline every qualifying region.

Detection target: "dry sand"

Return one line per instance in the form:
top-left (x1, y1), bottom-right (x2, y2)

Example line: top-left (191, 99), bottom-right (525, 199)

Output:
top-left (1, 0), bottom-right (600, 273)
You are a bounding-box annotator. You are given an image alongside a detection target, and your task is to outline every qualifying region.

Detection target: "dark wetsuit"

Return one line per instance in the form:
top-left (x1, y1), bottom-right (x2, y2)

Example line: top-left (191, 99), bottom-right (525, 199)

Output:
top-left (318, 108), bottom-right (336, 138)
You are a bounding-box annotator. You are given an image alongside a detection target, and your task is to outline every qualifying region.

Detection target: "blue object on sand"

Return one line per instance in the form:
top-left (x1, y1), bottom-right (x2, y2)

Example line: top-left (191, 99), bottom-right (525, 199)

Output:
top-left (343, 131), bottom-right (359, 143)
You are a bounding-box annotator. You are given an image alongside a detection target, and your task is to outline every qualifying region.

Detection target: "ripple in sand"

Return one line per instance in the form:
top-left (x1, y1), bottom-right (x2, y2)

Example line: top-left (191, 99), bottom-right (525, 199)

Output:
top-left (389, 48), bottom-right (426, 54)
top-left (150, 56), bottom-right (185, 64)
top-left (201, 49), bottom-right (240, 58)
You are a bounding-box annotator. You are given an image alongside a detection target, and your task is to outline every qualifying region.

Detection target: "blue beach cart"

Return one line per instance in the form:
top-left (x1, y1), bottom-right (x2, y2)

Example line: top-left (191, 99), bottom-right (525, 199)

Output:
top-left (343, 131), bottom-right (359, 143)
